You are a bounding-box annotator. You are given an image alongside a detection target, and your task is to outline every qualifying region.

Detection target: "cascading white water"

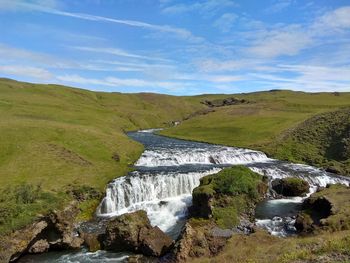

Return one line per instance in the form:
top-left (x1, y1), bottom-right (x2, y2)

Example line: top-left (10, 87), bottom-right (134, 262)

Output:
top-left (97, 168), bottom-right (221, 216)
top-left (135, 147), bottom-right (271, 167)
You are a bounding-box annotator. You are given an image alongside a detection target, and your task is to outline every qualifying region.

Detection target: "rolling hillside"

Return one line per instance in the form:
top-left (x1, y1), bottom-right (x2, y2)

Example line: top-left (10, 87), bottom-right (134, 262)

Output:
top-left (1, 78), bottom-right (349, 235)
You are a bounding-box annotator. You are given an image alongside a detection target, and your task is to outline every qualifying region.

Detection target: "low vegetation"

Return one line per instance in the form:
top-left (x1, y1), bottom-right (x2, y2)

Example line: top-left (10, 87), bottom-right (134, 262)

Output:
top-left (0, 183), bottom-right (67, 234)
top-left (192, 166), bottom-right (267, 228)
top-left (266, 108), bottom-right (350, 175)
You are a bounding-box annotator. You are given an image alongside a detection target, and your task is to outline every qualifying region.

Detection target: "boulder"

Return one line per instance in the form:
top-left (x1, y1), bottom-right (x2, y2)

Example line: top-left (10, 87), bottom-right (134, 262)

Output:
top-left (46, 201), bottom-right (84, 250)
top-left (0, 201), bottom-right (83, 262)
top-left (190, 189), bottom-right (214, 218)
top-left (80, 232), bottom-right (102, 252)
top-left (0, 220), bottom-right (48, 262)
top-left (294, 213), bottom-right (314, 233)
top-left (171, 223), bottom-right (227, 262)
top-left (272, 178), bottom-right (309, 197)
top-left (28, 239), bottom-right (50, 254)
top-left (104, 210), bottom-right (173, 257)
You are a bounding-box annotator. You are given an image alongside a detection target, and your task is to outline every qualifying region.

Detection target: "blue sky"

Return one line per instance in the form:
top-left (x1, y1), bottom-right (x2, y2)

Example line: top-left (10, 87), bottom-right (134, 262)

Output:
top-left (0, 0), bottom-right (349, 95)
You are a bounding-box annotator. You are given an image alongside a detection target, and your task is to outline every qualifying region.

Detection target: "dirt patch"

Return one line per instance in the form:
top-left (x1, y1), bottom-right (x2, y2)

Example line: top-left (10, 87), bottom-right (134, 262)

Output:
top-left (47, 143), bottom-right (92, 166)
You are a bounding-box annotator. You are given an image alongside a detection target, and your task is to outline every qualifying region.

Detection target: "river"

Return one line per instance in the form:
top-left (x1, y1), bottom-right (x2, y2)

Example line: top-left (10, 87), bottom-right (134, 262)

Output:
top-left (19, 129), bottom-right (350, 262)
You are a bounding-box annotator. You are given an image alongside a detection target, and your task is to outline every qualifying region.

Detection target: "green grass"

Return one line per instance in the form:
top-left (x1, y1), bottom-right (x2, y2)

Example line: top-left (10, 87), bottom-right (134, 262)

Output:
top-left (161, 90), bottom-right (350, 175)
top-left (0, 78), bottom-right (206, 235)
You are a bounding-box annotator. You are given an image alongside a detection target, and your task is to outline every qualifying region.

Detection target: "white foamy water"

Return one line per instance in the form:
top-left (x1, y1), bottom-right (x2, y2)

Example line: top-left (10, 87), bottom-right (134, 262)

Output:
top-left (136, 147), bottom-right (271, 167)
top-left (97, 169), bottom-right (221, 219)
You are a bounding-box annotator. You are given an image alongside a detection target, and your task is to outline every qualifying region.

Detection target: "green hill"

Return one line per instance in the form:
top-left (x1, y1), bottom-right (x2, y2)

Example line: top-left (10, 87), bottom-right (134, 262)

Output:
top-left (1, 78), bottom-right (350, 235)
top-left (0, 78), bottom-right (205, 234)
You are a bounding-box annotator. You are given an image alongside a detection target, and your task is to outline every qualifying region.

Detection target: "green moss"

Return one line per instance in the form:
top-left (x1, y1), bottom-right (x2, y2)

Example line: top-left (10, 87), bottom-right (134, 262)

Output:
top-left (193, 166), bottom-right (265, 228)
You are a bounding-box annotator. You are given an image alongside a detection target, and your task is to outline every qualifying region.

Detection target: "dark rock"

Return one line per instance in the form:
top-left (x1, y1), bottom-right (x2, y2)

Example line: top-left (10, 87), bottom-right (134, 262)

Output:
top-left (28, 239), bottom-right (50, 254)
top-left (0, 201), bottom-right (83, 262)
top-left (104, 210), bottom-right (173, 257)
top-left (325, 166), bottom-right (340, 174)
top-left (171, 223), bottom-right (227, 262)
top-left (271, 178), bottom-right (310, 197)
top-left (190, 190), bottom-right (213, 218)
top-left (47, 201), bottom-right (84, 250)
top-left (80, 232), bottom-right (102, 252)
top-left (295, 213), bottom-right (314, 233)
top-left (201, 97), bottom-right (249, 108)
top-left (0, 220), bottom-right (48, 262)
top-left (112, 153), bottom-right (120, 162)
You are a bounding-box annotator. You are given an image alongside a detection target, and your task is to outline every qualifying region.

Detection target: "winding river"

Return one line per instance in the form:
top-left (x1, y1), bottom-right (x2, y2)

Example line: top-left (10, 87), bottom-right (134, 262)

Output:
top-left (20, 129), bottom-right (350, 262)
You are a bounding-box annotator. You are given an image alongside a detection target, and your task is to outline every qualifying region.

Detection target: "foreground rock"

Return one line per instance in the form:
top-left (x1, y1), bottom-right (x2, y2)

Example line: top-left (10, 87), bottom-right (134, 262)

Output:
top-left (171, 222), bottom-right (228, 262)
top-left (0, 201), bottom-right (83, 262)
top-left (104, 210), bottom-right (173, 257)
top-left (295, 184), bottom-right (350, 234)
top-left (272, 177), bottom-right (309, 197)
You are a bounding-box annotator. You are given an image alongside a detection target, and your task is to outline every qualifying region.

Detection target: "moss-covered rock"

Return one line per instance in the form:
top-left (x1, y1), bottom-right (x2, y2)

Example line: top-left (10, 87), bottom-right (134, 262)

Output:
top-left (271, 178), bottom-right (310, 197)
top-left (191, 166), bottom-right (267, 228)
top-left (295, 184), bottom-right (350, 233)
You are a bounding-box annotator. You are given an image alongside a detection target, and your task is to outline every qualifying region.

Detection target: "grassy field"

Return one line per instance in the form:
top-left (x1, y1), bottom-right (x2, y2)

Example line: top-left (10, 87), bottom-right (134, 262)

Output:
top-left (1, 78), bottom-right (350, 235)
top-left (0, 78), bottom-right (206, 234)
top-left (161, 90), bottom-right (350, 174)
top-left (192, 229), bottom-right (350, 263)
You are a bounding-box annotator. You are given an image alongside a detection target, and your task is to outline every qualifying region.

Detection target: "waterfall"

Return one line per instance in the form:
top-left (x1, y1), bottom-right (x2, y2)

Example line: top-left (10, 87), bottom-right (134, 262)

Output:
top-left (249, 163), bottom-right (349, 189)
top-left (97, 168), bottom-right (221, 216)
top-left (135, 147), bottom-right (271, 167)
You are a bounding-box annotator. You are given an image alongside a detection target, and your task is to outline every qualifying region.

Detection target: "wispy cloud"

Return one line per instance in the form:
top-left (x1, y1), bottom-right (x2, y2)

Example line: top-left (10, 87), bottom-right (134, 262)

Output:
top-left (1, 0), bottom-right (203, 43)
top-left (72, 46), bottom-right (170, 62)
top-left (264, 0), bottom-right (294, 14)
top-left (161, 0), bottom-right (236, 15)
top-left (213, 13), bottom-right (237, 33)
top-left (0, 65), bottom-right (53, 80)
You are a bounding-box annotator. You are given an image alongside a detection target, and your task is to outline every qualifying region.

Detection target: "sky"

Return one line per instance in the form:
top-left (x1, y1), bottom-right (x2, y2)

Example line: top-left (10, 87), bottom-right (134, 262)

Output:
top-left (0, 0), bottom-right (349, 95)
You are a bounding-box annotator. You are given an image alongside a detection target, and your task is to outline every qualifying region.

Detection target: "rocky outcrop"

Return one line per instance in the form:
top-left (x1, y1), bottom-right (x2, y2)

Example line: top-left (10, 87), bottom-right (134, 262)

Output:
top-left (190, 190), bottom-right (214, 218)
top-left (103, 210), bottom-right (173, 257)
top-left (295, 184), bottom-right (350, 234)
top-left (171, 222), bottom-right (228, 262)
top-left (201, 97), bottom-right (249, 108)
top-left (0, 201), bottom-right (83, 262)
top-left (271, 178), bottom-right (309, 197)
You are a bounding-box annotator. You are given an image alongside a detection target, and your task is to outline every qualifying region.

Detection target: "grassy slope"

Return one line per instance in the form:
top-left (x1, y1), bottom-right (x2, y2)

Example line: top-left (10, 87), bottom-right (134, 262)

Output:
top-left (0, 78), bottom-right (205, 233)
top-left (265, 108), bottom-right (350, 175)
top-left (161, 90), bottom-right (350, 171)
top-left (193, 229), bottom-right (350, 263)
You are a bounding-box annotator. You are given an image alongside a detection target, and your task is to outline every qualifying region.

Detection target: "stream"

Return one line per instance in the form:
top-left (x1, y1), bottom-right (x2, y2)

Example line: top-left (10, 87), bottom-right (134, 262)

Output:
top-left (20, 129), bottom-right (350, 262)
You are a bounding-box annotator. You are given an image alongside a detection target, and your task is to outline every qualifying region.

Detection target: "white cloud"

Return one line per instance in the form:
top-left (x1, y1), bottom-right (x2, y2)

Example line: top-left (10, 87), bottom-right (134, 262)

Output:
top-left (213, 13), bottom-right (237, 33)
top-left (0, 65), bottom-right (53, 80)
top-left (247, 25), bottom-right (313, 58)
top-left (264, 0), bottom-right (294, 14)
top-left (196, 58), bottom-right (262, 72)
top-left (162, 0), bottom-right (236, 15)
top-left (56, 74), bottom-right (189, 91)
top-left (72, 46), bottom-right (169, 62)
top-left (318, 6), bottom-right (350, 30)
